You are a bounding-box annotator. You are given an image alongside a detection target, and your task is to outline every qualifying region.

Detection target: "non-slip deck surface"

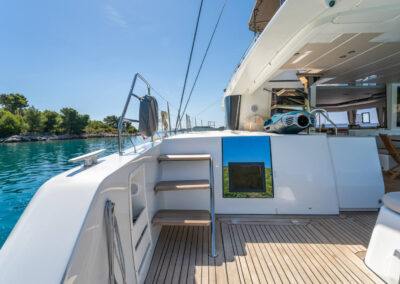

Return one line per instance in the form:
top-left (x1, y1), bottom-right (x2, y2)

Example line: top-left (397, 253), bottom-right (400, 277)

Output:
top-left (145, 213), bottom-right (383, 284)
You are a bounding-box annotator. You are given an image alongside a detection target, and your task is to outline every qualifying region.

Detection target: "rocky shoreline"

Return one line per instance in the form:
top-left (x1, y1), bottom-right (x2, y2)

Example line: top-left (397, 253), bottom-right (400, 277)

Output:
top-left (0, 133), bottom-right (126, 143)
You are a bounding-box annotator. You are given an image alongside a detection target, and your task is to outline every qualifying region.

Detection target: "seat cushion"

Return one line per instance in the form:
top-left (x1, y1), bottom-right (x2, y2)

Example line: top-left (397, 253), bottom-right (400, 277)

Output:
top-left (383, 192), bottom-right (400, 214)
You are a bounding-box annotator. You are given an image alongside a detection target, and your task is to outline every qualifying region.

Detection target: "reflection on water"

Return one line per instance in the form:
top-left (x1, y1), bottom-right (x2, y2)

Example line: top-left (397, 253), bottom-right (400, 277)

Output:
top-left (0, 136), bottom-right (145, 248)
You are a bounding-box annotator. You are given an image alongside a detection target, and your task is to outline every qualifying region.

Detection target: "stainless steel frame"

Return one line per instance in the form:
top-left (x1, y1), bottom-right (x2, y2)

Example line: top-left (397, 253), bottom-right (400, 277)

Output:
top-left (119, 74), bottom-right (216, 256)
top-left (311, 108), bottom-right (338, 135)
top-left (156, 155), bottom-right (217, 257)
top-left (118, 73), bottom-right (152, 155)
top-left (209, 157), bottom-right (217, 257)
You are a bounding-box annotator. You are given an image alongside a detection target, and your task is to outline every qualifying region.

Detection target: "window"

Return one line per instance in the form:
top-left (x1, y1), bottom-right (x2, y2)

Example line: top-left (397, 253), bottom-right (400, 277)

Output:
top-left (228, 162), bottom-right (266, 193)
top-left (362, 112), bottom-right (370, 123)
top-left (356, 108), bottom-right (379, 127)
top-left (316, 111), bottom-right (348, 128)
top-left (397, 87), bottom-right (400, 127)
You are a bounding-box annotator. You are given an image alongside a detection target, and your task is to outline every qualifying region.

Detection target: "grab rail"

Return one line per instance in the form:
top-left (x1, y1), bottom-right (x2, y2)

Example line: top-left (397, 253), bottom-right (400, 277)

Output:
top-left (105, 200), bottom-right (127, 284)
top-left (311, 108), bottom-right (338, 136)
top-left (209, 156), bottom-right (216, 257)
top-left (118, 73), bottom-right (151, 155)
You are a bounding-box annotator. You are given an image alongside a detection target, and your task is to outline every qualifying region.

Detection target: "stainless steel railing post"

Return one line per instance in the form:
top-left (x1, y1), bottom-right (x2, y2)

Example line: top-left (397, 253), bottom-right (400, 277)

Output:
top-left (311, 108), bottom-right (338, 136)
top-left (119, 74), bottom-right (138, 155)
top-left (118, 73), bottom-right (153, 155)
top-left (209, 157), bottom-right (217, 257)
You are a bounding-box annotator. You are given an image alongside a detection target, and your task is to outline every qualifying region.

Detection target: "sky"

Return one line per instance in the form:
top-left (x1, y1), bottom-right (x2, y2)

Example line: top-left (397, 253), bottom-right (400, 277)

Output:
top-left (0, 0), bottom-right (255, 126)
top-left (223, 136), bottom-right (272, 167)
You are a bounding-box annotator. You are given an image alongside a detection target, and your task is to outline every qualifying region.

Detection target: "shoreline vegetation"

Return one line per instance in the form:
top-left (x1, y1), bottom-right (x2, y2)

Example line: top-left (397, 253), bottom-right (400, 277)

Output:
top-left (0, 132), bottom-right (138, 144)
top-left (0, 93), bottom-right (137, 143)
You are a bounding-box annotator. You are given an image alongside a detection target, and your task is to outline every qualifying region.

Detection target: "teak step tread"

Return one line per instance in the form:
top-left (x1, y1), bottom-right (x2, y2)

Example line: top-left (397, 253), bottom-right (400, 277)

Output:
top-left (154, 180), bottom-right (210, 192)
top-left (158, 154), bottom-right (211, 161)
top-left (152, 210), bottom-right (211, 226)
top-left (275, 88), bottom-right (307, 97)
top-left (271, 104), bottom-right (305, 110)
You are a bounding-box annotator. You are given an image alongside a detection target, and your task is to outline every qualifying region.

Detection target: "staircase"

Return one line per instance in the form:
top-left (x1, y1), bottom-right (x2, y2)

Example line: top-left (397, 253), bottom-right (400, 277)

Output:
top-left (152, 153), bottom-right (216, 257)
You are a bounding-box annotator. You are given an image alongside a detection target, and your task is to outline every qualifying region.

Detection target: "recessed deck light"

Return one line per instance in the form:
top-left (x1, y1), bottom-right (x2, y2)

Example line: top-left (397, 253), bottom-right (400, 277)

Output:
top-left (339, 55), bottom-right (347, 59)
top-left (348, 50), bottom-right (356, 54)
top-left (292, 51), bottom-right (312, 64)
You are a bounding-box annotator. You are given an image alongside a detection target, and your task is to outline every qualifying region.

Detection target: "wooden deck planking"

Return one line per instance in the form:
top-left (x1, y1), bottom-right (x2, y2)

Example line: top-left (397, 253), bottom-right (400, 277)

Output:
top-left (152, 210), bottom-right (211, 226)
top-left (258, 225), bottom-right (299, 283)
top-left (281, 225), bottom-right (345, 283)
top-left (272, 225), bottom-right (327, 283)
top-left (296, 225), bottom-right (364, 284)
top-left (178, 226), bottom-right (194, 284)
top-left (246, 225), bottom-right (283, 284)
top-left (154, 180), bottom-right (210, 192)
top-left (158, 154), bottom-right (211, 162)
top-left (145, 213), bottom-right (383, 284)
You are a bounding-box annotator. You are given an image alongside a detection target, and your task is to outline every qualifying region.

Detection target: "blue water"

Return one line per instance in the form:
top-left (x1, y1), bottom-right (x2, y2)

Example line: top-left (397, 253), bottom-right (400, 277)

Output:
top-left (0, 137), bottom-right (145, 248)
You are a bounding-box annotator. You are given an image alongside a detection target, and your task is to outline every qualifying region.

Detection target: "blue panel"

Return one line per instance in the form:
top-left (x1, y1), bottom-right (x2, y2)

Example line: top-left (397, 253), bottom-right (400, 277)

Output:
top-left (222, 136), bottom-right (271, 167)
top-left (222, 136), bottom-right (273, 198)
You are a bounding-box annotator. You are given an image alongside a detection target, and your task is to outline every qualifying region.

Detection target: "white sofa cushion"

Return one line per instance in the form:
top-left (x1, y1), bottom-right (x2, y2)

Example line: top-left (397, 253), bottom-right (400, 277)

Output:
top-left (383, 192), bottom-right (400, 214)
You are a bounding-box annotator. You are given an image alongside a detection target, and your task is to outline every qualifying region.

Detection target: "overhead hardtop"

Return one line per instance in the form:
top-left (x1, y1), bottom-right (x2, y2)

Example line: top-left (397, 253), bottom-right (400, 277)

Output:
top-left (248, 0), bottom-right (284, 33)
top-left (226, 0), bottom-right (400, 98)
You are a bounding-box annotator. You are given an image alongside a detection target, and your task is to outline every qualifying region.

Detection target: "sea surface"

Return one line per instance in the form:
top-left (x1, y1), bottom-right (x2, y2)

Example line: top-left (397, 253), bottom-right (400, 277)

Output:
top-left (0, 136), bottom-right (146, 248)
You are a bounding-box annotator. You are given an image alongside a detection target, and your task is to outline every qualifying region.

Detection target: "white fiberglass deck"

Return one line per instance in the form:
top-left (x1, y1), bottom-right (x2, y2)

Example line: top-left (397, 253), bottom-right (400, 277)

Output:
top-left (145, 213), bottom-right (382, 284)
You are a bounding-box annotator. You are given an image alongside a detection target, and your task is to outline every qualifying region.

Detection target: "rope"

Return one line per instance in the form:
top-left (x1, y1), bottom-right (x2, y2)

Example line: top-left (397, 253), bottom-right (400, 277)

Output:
top-left (175, 0), bottom-right (204, 131)
top-left (150, 86), bottom-right (178, 111)
top-left (105, 200), bottom-right (126, 284)
top-left (194, 97), bottom-right (223, 117)
top-left (177, 0), bottom-right (228, 128)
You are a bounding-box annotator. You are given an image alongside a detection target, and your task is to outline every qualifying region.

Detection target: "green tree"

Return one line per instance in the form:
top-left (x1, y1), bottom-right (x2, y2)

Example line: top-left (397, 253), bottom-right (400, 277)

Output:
top-left (124, 121), bottom-right (137, 133)
top-left (85, 120), bottom-right (112, 134)
top-left (104, 115), bottom-right (137, 133)
top-left (25, 107), bottom-right (45, 133)
top-left (0, 109), bottom-right (25, 137)
top-left (103, 115), bottom-right (119, 128)
top-left (0, 93), bottom-right (28, 115)
top-left (43, 110), bottom-right (61, 133)
top-left (60, 108), bottom-right (89, 134)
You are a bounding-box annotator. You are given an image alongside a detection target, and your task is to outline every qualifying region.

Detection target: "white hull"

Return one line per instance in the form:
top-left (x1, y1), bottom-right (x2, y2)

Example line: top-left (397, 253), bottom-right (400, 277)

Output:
top-left (0, 131), bottom-right (384, 283)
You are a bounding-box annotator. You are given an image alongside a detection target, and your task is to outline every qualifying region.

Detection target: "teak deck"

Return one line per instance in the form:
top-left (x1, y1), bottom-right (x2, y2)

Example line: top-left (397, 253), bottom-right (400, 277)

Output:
top-left (154, 180), bottom-right (210, 192)
top-left (145, 213), bottom-right (383, 284)
top-left (153, 210), bottom-right (211, 226)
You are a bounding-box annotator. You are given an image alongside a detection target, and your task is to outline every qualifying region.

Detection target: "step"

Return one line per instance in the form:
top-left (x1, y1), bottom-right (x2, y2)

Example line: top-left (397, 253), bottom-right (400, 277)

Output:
top-left (158, 154), bottom-right (211, 162)
top-left (152, 210), bottom-right (211, 226)
top-left (271, 104), bottom-right (305, 111)
top-left (154, 180), bottom-right (210, 192)
top-left (275, 88), bottom-right (307, 97)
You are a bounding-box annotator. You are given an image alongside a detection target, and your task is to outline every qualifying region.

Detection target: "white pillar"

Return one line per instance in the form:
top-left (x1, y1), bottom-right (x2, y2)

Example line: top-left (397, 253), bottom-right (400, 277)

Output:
top-left (310, 84), bottom-right (317, 109)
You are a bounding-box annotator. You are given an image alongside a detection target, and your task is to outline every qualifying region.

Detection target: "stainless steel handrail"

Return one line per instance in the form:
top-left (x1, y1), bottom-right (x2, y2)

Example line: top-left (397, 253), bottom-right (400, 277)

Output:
top-left (118, 73), bottom-right (151, 155)
top-left (209, 157), bottom-right (217, 257)
top-left (311, 108), bottom-right (338, 136)
top-left (105, 200), bottom-right (127, 284)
